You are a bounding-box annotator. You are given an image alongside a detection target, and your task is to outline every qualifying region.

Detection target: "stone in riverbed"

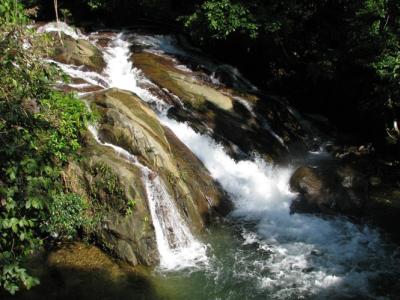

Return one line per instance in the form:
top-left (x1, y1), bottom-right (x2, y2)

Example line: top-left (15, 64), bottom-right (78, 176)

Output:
top-left (63, 88), bottom-right (227, 266)
top-left (51, 32), bottom-right (105, 73)
top-left (132, 51), bottom-right (233, 111)
top-left (131, 51), bottom-right (305, 162)
top-left (289, 165), bottom-right (368, 216)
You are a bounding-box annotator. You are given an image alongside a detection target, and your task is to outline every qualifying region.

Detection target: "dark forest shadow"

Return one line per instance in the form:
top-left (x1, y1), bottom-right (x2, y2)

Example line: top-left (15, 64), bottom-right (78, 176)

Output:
top-left (2, 243), bottom-right (163, 300)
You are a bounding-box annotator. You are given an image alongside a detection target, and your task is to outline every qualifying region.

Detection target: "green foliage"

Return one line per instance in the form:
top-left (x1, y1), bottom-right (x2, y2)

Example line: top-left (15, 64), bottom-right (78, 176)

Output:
top-left (0, 264), bottom-right (39, 295)
top-left (47, 193), bottom-right (89, 239)
top-left (374, 52), bottom-right (400, 80)
top-left (125, 199), bottom-right (137, 216)
top-left (0, 1), bottom-right (94, 294)
top-left (87, 161), bottom-right (139, 216)
top-left (89, 162), bottom-right (124, 199)
top-left (0, 0), bottom-right (27, 23)
top-left (183, 0), bottom-right (400, 147)
top-left (85, 0), bottom-right (106, 10)
top-left (181, 0), bottom-right (258, 40)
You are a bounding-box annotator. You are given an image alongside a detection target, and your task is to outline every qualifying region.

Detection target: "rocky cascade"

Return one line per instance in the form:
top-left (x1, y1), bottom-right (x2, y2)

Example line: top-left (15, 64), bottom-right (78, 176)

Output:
top-left (63, 88), bottom-right (226, 266)
top-left (37, 25), bottom-right (228, 267)
top-left (131, 48), bottom-right (310, 163)
top-left (23, 23), bottom-right (400, 300)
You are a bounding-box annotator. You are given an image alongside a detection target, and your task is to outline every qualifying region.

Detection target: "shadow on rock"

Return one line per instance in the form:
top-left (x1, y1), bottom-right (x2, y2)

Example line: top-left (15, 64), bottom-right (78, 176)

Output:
top-left (1, 243), bottom-right (162, 300)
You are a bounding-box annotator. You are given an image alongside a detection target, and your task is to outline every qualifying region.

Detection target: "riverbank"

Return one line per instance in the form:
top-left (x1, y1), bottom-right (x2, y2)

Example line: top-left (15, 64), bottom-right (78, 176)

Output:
top-left (20, 22), bottom-right (400, 299)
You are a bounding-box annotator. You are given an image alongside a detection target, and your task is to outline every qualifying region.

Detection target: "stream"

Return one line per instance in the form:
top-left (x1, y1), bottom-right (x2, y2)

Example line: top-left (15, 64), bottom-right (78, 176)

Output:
top-left (36, 23), bottom-right (400, 300)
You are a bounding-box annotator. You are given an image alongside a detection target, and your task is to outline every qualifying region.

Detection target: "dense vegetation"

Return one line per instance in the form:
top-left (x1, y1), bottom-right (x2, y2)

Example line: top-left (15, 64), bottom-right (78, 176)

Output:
top-left (24, 0), bottom-right (400, 155)
top-left (180, 0), bottom-right (400, 153)
top-left (0, 0), bottom-right (94, 294)
top-left (1, 0), bottom-right (399, 295)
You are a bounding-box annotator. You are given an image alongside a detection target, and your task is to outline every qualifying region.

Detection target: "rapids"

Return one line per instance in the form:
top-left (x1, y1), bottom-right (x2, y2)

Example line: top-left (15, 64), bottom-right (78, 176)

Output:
top-left (38, 23), bottom-right (400, 300)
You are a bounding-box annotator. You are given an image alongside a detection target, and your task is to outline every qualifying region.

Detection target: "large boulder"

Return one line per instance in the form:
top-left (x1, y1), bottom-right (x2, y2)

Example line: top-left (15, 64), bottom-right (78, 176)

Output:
top-left (131, 52), bottom-right (233, 110)
top-left (366, 186), bottom-right (400, 240)
top-left (132, 51), bottom-right (309, 163)
top-left (63, 135), bottom-right (158, 266)
top-left (289, 165), bottom-right (368, 216)
top-left (51, 32), bottom-right (105, 73)
top-left (64, 88), bottom-right (227, 266)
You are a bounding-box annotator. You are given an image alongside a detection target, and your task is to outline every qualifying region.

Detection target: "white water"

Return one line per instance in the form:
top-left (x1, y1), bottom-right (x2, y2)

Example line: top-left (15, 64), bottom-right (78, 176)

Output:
top-left (123, 35), bottom-right (398, 297)
top-left (159, 117), bottom-right (392, 298)
top-left (43, 23), bottom-right (208, 270)
top-left (102, 33), bottom-right (171, 113)
top-left (41, 24), bottom-right (399, 298)
top-left (38, 21), bottom-right (87, 40)
top-left (88, 125), bottom-right (208, 270)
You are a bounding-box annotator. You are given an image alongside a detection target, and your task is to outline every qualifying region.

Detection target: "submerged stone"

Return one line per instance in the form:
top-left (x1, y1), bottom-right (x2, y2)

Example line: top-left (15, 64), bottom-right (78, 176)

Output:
top-left (289, 165), bottom-right (367, 216)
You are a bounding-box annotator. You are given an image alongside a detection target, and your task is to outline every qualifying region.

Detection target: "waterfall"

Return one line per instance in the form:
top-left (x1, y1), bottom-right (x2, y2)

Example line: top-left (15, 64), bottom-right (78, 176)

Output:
top-left (124, 35), bottom-right (398, 297)
top-left (88, 125), bottom-right (208, 270)
top-left (99, 36), bottom-right (209, 270)
top-left (38, 23), bottom-right (400, 298)
top-left (39, 23), bottom-right (208, 270)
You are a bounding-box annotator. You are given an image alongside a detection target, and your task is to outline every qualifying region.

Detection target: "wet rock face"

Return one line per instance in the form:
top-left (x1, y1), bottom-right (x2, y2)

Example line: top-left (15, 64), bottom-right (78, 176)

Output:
top-left (64, 138), bottom-right (158, 267)
top-left (51, 32), bottom-right (105, 72)
top-left (9, 243), bottom-right (156, 300)
top-left (131, 51), bottom-right (310, 163)
top-left (64, 88), bottom-right (226, 266)
top-left (289, 165), bottom-right (368, 216)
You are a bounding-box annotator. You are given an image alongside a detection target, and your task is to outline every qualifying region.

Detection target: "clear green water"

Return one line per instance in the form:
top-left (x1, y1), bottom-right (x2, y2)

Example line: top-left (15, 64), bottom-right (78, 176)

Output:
top-left (145, 220), bottom-right (400, 300)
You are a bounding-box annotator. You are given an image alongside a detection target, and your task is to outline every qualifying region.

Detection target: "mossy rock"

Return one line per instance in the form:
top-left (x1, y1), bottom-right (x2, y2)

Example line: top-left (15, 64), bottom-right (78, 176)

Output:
top-left (51, 32), bottom-right (105, 73)
top-left (132, 52), bottom-right (233, 111)
top-left (63, 133), bottom-right (158, 266)
top-left (64, 88), bottom-right (227, 266)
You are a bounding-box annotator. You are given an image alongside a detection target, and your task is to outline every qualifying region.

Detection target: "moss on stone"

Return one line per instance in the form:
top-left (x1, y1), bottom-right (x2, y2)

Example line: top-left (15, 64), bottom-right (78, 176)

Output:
top-left (132, 52), bottom-right (233, 111)
top-left (51, 32), bottom-right (105, 73)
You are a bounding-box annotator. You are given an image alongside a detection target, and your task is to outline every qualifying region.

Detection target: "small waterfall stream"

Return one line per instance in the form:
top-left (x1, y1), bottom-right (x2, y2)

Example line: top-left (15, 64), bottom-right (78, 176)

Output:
top-left (88, 124), bottom-right (208, 270)
top-left (38, 23), bottom-right (400, 299)
top-left (40, 23), bottom-right (207, 270)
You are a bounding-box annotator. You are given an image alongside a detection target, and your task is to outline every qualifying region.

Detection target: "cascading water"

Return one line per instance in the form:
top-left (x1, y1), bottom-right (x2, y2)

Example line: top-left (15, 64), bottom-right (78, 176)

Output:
top-left (38, 23), bottom-right (400, 299)
top-left (87, 125), bottom-right (208, 270)
top-left (39, 23), bottom-right (208, 270)
top-left (116, 34), bottom-right (400, 299)
top-left (159, 117), bottom-right (394, 299)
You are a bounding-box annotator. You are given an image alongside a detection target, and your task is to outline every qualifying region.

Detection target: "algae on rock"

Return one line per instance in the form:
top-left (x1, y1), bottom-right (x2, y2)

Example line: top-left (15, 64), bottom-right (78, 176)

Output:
top-left (64, 88), bottom-right (226, 266)
top-left (132, 51), bottom-right (309, 163)
top-left (51, 32), bottom-right (105, 73)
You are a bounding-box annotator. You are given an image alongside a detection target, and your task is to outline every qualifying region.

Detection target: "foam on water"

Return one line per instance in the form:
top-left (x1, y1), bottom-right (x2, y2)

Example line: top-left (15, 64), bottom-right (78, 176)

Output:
top-left (41, 26), bottom-right (399, 298)
top-left (102, 34), bottom-right (140, 91)
top-left (159, 117), bottom-right (397, 298)
top-left (38, 21), bottom-right (87, 40)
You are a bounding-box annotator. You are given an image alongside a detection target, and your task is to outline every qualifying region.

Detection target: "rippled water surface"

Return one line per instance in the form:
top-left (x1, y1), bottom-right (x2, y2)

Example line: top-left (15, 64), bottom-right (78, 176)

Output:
top-left (31, 23), bottom-right (400, 300)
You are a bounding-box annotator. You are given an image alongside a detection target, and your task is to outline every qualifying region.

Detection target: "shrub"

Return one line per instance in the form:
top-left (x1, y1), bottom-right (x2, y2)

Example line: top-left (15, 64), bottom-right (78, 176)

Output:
top-left (0, 0), bottom-right (94, 294)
